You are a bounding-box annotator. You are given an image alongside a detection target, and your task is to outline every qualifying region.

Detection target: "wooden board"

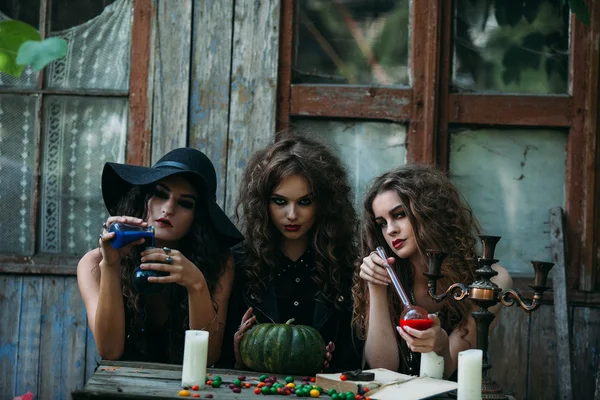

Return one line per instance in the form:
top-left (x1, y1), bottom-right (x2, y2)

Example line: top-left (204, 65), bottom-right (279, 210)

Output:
top-left (549, 207), bottom-right (573, 399)
top-left (38, 277), bottom-right (66, 399)
top-left (75, 361), bottom-right (310, 399)
top-left (188, 0), bottom-right (234, 208)
top-left (488, 305), bottom-right (530, 398)
top-left (151, 0), bottom-right (192, 163)
top-left (61, 277), bottom-right (88, 394)
top-left (571, 307), bottom-right (600, 400)
top-left (14, 276), bottom-right (43, 396)
top-left (528, 305), bottom-right (558, 399)
top-left (0, 276), bottom-right (23, 395)
top-left (224, 0), bottom-right (280, 218)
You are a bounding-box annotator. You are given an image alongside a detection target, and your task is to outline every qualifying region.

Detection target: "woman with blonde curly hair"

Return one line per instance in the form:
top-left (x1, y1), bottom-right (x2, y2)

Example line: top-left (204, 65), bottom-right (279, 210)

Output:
top-left (219, 134), bottom-right (363, 372)
top-left (353, 164), bottom-right (511, 379)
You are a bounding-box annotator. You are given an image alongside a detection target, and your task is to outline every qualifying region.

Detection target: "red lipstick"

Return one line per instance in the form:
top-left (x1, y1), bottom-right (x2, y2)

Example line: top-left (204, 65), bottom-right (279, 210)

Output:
top-left (156, 218), bottom-right (172, 227)
top-left (284, 224), bottom-right (301, 232)
top-left (392, 239), bottom-right (405, 249)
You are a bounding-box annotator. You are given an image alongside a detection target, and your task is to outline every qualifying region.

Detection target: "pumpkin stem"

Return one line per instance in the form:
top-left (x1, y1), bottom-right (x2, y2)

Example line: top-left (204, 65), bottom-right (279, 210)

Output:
top-left (285, 318), bottom-right (295, 325)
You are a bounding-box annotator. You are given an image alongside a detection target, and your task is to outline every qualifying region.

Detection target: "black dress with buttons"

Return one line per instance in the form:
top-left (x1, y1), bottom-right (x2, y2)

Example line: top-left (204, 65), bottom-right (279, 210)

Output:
top-left (274, 252), bottom-right (318, 327)
top-left (218, 246), bottom-right (364, 372)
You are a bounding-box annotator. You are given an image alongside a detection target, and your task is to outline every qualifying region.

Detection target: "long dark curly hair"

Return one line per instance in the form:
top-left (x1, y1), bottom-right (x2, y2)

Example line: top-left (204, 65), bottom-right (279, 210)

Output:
top-left (114, 181), bottom-right (230, 363)
top-left (236, 134), bottom-right (358, 309)
top-left (352, 164), bottom-right (479, 352)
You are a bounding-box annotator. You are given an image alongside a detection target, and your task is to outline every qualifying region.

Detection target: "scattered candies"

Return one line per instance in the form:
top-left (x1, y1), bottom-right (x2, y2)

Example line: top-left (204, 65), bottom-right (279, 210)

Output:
top-left (178, 389), bottom-right (190, 397)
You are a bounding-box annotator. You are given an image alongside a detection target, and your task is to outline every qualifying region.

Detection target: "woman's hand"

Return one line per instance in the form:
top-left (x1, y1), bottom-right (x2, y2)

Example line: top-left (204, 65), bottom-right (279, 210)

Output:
top-left (139, 247), bottom-right (206, 291)
top-left (323, 341), bottom-right (335, 370)
top-left (359, 251), bottom-right (393, 286)
top-left (98, 216), bottom-right (147, 269)
top-left (234, 307), bottom-right (257, 369)
top-left (396, 314), bottom-right (448, 355)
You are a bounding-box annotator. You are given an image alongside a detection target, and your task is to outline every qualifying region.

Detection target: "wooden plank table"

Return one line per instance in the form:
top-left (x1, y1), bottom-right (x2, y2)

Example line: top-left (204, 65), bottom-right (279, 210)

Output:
top-left (73, 360), bottom-right (516, 400)
top-left (72, 360), bottom-right (305, 399)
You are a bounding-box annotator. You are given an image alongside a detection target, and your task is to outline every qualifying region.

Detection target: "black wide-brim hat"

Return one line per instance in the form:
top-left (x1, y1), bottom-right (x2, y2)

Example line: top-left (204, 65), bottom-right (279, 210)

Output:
top-left (102, 147), bottom-right (243, 247)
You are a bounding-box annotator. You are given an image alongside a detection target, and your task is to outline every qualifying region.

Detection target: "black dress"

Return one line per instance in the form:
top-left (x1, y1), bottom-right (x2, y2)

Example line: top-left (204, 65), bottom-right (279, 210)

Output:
top-left (218, 247), bottom-right (363, 373)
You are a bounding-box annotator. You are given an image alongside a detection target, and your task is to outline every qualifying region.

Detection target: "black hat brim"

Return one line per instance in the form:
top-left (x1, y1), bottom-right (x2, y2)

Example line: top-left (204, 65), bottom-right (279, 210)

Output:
top-left (102, 162), bottom-right (243, 247)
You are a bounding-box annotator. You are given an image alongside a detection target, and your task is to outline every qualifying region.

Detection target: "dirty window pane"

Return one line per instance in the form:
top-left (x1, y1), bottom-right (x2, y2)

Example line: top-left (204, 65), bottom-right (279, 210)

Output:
top-left (295, 0), bottom-right (410, 86)
top-left (38, 96), bottom-right (127, 255)
top-left (293, 119), bottom-right (407, 209)
top-left (50, 0), bottom-right (117, 32)
top-left (45, 0), bottom-right (132, 90)
top-left (449, 128), bottom-right (567, 276)
top-left (0, 0), bottom-right (39, 28)
top-left (453, 0), bottom-right (569, 94)
top-left (0, 95), bottom-right (39, 255)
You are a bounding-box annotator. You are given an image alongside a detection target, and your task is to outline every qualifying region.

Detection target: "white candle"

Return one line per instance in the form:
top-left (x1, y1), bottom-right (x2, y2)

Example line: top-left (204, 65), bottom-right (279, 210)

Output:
top-left (181, 330), bottom-right (209, 388)
top-left (420, 351), bottom-right (444, 379)
top-left (457, 349), bottom-right (482, 400)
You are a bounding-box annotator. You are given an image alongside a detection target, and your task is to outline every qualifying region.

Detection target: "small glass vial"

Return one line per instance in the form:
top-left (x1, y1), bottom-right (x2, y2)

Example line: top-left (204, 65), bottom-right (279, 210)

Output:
top-left (376, 246), bottom-right (433, 331)
top-left (108, 222), bottom-right (155, 249)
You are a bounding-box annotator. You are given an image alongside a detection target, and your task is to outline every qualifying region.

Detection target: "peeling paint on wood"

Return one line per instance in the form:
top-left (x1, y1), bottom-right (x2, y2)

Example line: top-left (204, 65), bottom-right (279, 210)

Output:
top-left (225, 0), bottom-right (281, 218)
top-left (14, 277), bottom-right (43, 396)
top-left (188, 0), bottom-right (234, 208)
top-left (0, 276), bottom-right (22, 395)
top-left (39, 277), bottom-right (65, 399)
top-left (290, 85), bottom-right (411, 121)
top-left (151, 0), bottom-right (192, 163)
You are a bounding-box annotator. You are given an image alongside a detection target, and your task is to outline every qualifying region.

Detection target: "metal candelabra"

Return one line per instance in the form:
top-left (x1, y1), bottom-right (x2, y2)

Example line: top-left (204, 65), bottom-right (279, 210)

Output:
top-left (424, 235), bottom-right (554, 399)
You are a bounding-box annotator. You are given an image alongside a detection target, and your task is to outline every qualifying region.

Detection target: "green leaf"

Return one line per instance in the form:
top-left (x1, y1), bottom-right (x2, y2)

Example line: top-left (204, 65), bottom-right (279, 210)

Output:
top-left (17, 37), bottom-right (68, 71)
top-left (0, 20), bottom-right (41, 77)
top-left (569, 0), bottom-right (590, 26)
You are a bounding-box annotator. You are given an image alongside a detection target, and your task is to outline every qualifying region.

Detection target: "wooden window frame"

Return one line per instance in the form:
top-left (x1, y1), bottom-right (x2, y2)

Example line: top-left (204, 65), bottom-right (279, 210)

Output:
top-left (277, 0), bottom-right (600, 302)
top-left (0, 0), bottom-right (153, 275)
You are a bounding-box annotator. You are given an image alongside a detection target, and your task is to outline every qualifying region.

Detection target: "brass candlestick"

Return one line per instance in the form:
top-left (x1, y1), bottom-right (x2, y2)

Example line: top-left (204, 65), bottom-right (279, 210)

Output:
top-left (424, 235), bottom-right (553, 399)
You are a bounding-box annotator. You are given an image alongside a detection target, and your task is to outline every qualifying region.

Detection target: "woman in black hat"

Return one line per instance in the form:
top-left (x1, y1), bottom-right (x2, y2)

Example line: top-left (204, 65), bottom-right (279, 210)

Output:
top-left (77, 148), bottom-right (244, 365)
top-left (219, 134), bottom-right (363, 373)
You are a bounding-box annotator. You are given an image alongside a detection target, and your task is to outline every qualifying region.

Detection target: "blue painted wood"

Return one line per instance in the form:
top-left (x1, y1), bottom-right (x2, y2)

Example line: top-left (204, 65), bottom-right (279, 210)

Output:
top-left (85, 326), bottom-right (101, 384)
top-left (39, 277), bottom-right (66, 400)
top-left (14, 276), bottom-right (43, 397)
top-left (61, 277), bottom-right (88, 395)
top-left (0, 276), bottom-right (23, 399)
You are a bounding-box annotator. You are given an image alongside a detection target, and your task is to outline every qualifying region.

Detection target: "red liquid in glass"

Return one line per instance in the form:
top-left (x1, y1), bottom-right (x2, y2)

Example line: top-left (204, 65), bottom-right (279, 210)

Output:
top-left (400, 318), bottom-right (433, 331)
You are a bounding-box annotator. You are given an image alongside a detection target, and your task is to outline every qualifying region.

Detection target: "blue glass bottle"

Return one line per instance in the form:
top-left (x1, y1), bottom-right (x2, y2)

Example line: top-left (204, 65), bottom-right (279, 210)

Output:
top-left (108, 222), bottom-right (155, 249)
top-left (132, 247), bottom-right (169, 295)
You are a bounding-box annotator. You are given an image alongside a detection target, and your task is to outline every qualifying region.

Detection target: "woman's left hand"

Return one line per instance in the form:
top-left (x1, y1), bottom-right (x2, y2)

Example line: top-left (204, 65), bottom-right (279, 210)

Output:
top-left (396, 314), bottom-right (448, 354)
top-left (323, 341), bottom-right (335, 370)
top-left (140, 247), bottom-right (206, 290)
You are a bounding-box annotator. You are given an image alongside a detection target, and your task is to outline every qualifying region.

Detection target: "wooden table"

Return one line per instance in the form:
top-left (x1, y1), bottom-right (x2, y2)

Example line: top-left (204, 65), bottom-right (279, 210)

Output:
top-left (73, 360), bottom-right (517, 400)
top-left (72, 360), bottom-right (287, 399)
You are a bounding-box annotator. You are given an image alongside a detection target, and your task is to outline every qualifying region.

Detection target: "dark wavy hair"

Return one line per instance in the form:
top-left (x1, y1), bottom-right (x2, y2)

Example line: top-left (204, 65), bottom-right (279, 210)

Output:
top-left (352, 165), bottom-right (479, 353)
top-left (114, 180), bottom-right (230, 363)
top-left (236, 134), bottom-right (358, 308)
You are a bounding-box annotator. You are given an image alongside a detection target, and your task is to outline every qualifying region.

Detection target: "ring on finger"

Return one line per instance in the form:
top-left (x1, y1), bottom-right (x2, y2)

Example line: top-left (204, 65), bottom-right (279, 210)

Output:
top-left (163, 247), bottom-right (171, 254)
top-left (98, 234), bottom-right (103, 240)
top-left (165, 256), bottom-right (173, 264)
top-left (102, 222), bottom-right (107, 229)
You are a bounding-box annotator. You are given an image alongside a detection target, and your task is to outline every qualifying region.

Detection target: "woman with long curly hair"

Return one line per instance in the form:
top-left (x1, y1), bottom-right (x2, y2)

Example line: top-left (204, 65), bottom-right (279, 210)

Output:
top-left (353, 164), bottom-right (511, 378)
top-left (218, 134), bottom-right (363, 372)
top-left (77, 148), bottom-right (244, 365)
